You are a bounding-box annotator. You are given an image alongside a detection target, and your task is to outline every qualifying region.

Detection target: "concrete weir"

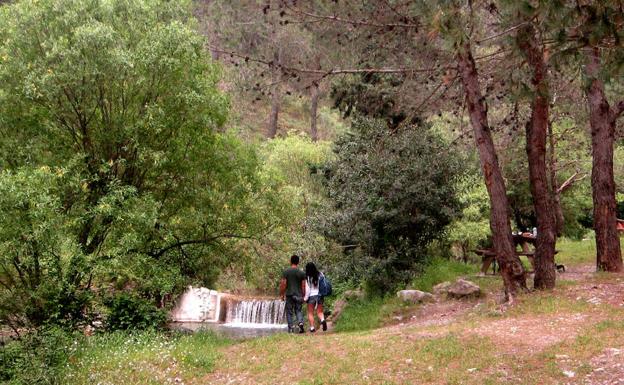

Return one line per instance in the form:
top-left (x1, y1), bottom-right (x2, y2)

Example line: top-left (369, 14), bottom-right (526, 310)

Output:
top-left (171, 287), bottom-right (286, 333)
top-left (171, 287), bottom-right (221, 323)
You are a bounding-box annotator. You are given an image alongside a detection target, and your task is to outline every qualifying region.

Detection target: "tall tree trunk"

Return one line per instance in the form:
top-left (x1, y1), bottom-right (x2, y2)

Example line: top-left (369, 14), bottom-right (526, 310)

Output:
top-left (584, 47), bottom-right (623, 272)
top-left (517, 25), bottom-right (557, 290)
top-left (456, 41), bottom-right (527, 298)
top-left (548, 121), bottom-right (566, 237)
top-left (267, 83), bottom-right (280, 139)
top-left (267, 50), bottom-right (281, 139)
top-left (310, 81), bottom-right (319, 141)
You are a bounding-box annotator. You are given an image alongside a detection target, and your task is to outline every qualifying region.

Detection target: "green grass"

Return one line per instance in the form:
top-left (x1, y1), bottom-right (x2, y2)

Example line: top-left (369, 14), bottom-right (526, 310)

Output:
top-left (331, 257), bottom-right (481, 333)
top-left (505, 291), bottom-right (593, 317)
top-left (12, 239), bottom-right (623, 385)
top-left (61, 330), bottom-right (231, 385)
top-left (332, 297), bottom-right (387, 332)
top-left (411, 257), bottom-right (479, 292)
top-left (332, 296), bottom-right (406, 332)
top-left (556, 237), bottom-right (597, 266)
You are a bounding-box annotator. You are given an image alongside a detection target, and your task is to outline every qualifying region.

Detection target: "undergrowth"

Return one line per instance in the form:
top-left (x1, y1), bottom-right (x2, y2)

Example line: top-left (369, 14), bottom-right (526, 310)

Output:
top-left (411, 257), bottom-right (479, 292)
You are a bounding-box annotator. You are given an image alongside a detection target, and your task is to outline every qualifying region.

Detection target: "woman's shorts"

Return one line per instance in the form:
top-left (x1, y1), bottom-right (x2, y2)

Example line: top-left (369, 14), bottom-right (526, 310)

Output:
top-left (307, 295), bottom-right (324, 305)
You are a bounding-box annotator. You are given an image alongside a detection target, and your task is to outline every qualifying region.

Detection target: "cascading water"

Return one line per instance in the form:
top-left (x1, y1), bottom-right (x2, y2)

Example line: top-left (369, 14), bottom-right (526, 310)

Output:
top-left (224, 299), bottom-right (286, 328)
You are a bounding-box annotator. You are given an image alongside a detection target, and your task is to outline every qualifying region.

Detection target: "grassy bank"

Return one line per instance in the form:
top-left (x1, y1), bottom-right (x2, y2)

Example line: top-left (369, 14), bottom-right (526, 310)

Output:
top-left (62, 331), bottom-right (231, 384)
top-left (4, 239), bottom-right (623, 385)
top-left (1, 330), bottom-right (231, 385)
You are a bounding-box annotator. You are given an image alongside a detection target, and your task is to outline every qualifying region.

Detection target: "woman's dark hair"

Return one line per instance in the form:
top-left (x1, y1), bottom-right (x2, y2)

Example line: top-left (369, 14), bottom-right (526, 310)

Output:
top-left (305, 262), bottom-right (320, 286)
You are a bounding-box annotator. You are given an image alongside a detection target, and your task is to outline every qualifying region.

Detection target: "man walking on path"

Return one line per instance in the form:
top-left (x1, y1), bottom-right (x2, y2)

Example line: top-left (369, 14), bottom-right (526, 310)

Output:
top-left (279, 254), bottom-right (306, 333)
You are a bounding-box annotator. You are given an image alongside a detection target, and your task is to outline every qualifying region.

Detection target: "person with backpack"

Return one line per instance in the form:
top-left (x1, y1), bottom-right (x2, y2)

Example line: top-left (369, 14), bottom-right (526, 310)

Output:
top-left (303, 262), bottom-right (331, 332)
top-left (279, 254), bottom-right (306, 333)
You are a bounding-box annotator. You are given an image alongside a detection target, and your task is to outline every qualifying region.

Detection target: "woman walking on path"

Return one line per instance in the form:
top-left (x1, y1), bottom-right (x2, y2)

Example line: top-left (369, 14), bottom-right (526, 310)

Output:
top-left (304, 262), bottom-right (327, 332)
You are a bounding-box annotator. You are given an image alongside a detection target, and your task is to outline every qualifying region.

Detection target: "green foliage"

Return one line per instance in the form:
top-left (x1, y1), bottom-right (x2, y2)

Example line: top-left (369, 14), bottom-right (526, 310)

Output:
top-left (321, 118), bottom-right (464, 293)
top-left (103, 293), bottom-right (167, 331)
top-left (219, 134), bottom-right (337, 292)
top-left (0, 167), bottom-right (92, 328)
top-left (447, 174), bottom-right (491, 260)
top-left (411, 257), bottom-right (479, 292)
top-left (0, 329), bottom-right (231, 385)
top-left (0, 326), bottom-right (77, 385)
top-left (0, 0), bottom-right (273, 328)
top-left (331, 73), bottom-right (420, 128)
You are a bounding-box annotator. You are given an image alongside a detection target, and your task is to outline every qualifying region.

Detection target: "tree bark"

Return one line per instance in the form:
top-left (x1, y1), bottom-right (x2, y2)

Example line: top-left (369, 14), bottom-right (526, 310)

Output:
top-left (267, 84), bottom-right (280, 139)
top-left (310, 81), bottom-right (319, 141)
top-left (584, 46), bottom-right (623, 272)
top-left (456, 41), bottom-right (527, 298)
top-left (267, 50), bottom-right (281, 139)
top-left (548, 121), bottom-right (566, 237)
top-left (517, 25), bottom-right (557, 290)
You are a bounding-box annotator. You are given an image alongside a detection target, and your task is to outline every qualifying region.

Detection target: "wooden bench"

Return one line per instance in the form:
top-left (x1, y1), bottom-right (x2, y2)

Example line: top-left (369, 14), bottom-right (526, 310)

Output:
top-left (474, 248), bottom-right (558, 275)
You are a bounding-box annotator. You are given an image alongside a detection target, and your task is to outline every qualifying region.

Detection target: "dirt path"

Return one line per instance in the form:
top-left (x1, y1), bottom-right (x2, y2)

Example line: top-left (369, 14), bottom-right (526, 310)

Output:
top-left (198, 265), bottom-right (624, 385)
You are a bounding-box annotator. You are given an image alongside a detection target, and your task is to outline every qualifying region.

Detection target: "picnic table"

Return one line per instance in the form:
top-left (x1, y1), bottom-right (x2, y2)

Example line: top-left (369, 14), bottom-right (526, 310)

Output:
top-left (475, 233), bottom-right (557, 275)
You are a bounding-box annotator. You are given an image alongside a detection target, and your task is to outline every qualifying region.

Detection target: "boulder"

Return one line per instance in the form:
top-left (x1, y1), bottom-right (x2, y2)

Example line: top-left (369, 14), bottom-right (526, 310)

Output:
top-left (447, 279), bottom-right (481, 299)
top-left (397, 290), bottom-right (434, 304)
top-left (432, 281), bottom-right (452, 296)
top-left (343, 289), bottom-right (364, 301)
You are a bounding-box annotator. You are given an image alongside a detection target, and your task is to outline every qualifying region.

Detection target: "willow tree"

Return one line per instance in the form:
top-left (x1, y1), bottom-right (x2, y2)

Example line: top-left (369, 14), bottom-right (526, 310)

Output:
top-left (0, 0), bottom-right (270, 327)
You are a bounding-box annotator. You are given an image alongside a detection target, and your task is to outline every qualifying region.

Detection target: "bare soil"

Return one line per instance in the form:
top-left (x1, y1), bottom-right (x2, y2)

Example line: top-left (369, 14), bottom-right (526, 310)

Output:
top-left (200, 264), bottom-right (624, 385)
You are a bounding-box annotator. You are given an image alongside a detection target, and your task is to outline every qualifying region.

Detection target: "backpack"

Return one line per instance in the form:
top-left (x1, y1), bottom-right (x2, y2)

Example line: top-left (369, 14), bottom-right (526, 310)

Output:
top-left (318, 272), bottom-right (332, 297)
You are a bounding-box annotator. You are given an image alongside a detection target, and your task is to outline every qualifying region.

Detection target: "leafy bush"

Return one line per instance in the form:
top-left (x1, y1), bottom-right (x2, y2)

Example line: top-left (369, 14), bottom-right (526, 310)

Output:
top-left (0, 168), bottom-right (94, 329)
top-left (447, 174), bottom-right (491, 261)
top-left (320, 118), bottom-right (464, 293)
top-left (104, 293), bottom-right (167, 331)
top-left (0, 327), bottom-right (78, 385)
top-left (0, 0), bottom-right (276, 327)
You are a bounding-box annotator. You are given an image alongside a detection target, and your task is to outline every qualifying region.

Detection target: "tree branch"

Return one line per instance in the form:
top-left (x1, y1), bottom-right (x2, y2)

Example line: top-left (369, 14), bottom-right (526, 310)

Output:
top-left (148, 233), bottom-right (256, 259)
top-left (556, 171), bottom-right (588, 194)
top-left (283, 5), bottom-right (419, 29)
top-left (210, 46), bottom-right (447, 76)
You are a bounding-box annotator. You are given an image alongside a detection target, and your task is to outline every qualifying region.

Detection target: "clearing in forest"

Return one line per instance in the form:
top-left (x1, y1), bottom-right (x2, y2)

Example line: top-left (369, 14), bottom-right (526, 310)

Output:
top-left (196, 265), bottom-right (624, 385)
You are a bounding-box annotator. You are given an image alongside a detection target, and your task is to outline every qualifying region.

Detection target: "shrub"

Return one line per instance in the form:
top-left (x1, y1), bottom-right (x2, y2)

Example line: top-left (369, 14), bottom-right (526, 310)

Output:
top-left (104, 293), bottom-right (167, 331)
top-left (320, 118), bottom-right (464, 293)
top-left (0, 327), bottom-right (78, 385)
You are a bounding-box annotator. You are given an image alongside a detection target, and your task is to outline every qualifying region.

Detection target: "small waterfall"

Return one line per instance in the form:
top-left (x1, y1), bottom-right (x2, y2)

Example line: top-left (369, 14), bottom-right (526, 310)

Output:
top-left (225, 299), bottom-right (286, 327)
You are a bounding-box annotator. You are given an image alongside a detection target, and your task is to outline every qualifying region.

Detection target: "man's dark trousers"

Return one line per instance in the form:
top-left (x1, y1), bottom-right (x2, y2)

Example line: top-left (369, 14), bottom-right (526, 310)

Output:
top-left (285, 295), bottom-right (303, 331)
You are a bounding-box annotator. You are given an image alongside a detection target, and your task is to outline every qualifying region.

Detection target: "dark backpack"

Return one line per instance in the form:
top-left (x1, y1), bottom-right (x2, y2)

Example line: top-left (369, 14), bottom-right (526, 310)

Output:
top-left (318, 273), bottom-right (332, 297)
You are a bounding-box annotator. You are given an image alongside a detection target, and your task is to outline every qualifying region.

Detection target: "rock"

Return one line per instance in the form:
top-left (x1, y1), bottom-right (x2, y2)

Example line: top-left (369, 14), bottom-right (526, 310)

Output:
top-left (432, 281), bottom-right (452, 295)
top-left (343, 290), bottom-right (364, 301)
top-left (397, 290), bottom-right (435, 303)
top-left (447, 279), bottom-right (481, 299)
top-left (562, 370), bottom-right (575, 378)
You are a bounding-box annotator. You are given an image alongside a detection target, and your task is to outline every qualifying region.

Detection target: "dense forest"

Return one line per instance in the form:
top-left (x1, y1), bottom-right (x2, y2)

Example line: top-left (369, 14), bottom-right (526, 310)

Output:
top-left (1, 0), bottom-right (624, 384)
